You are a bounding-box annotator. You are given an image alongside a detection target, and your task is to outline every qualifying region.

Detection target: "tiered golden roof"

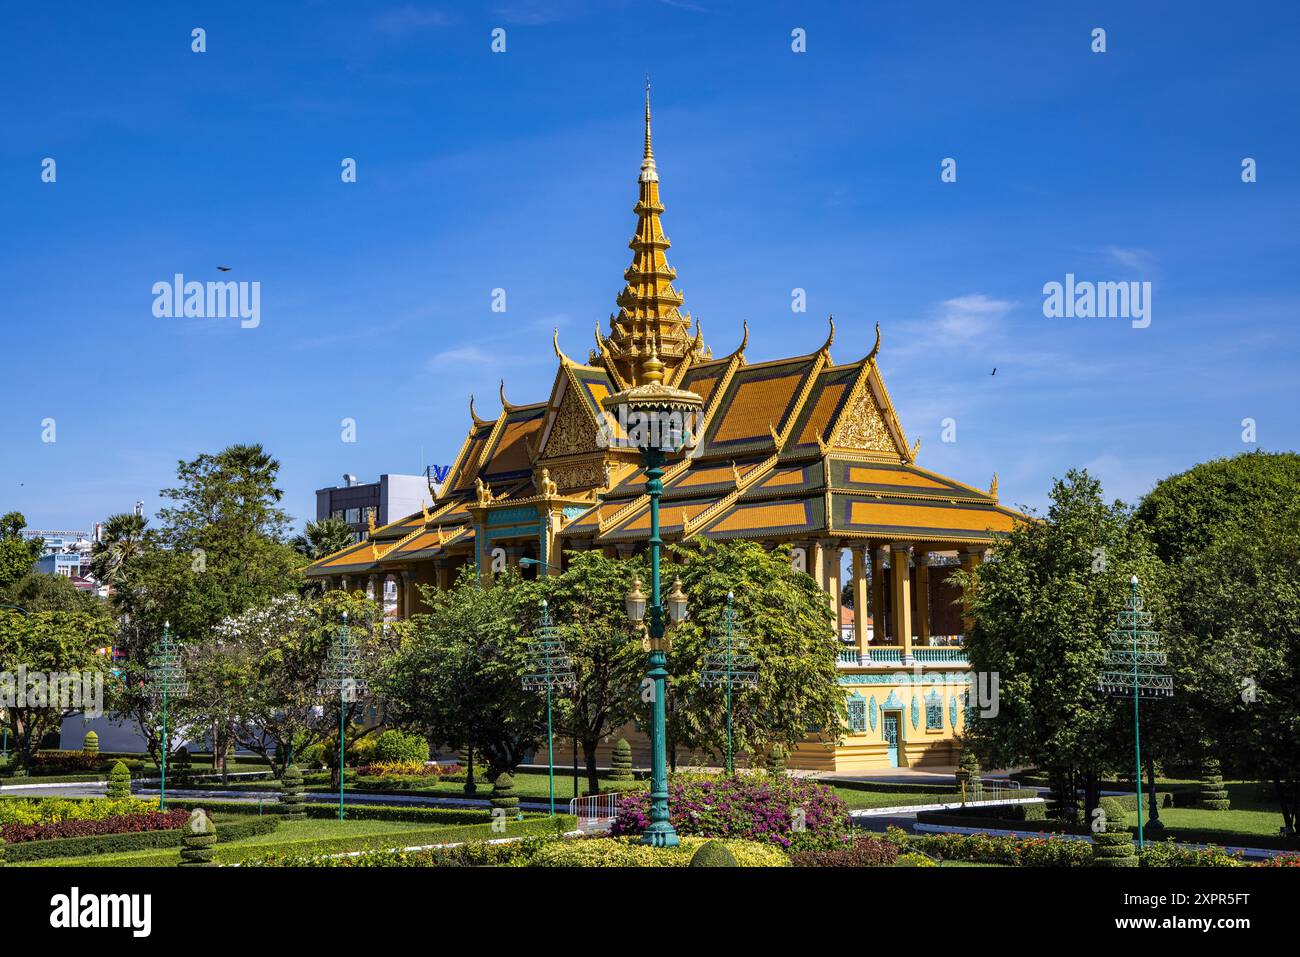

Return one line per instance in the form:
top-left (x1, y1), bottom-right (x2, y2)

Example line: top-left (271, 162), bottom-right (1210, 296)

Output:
top-left (303, 92), bottom-right (1024, 582)
top-left (597, 81), bottom-right (706, 390)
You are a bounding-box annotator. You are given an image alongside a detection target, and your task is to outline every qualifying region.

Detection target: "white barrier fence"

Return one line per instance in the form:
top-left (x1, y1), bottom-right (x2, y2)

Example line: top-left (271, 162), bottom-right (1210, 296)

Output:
top-left (568, 791), bottom-right (620, 831)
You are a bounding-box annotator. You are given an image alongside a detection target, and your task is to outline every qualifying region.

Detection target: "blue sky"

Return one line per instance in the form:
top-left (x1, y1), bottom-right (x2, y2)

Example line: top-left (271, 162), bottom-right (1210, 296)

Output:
top-left (3, 0), bottom-right (1298, 533)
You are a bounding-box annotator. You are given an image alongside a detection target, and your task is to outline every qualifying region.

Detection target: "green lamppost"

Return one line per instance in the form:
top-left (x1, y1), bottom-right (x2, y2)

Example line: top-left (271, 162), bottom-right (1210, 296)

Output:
top-left (603, 356), bottom-right (701, 848)
top-left (318, 612), bottom-right (366, 821)
top-left (1099, 575), bottom-right (1172, 849)
top-left (700, 591), bottom-right (758, 774)
top-left (522, 599), bottom-right (576, 816)
top-left (145, 622), bottom-right (189, 811)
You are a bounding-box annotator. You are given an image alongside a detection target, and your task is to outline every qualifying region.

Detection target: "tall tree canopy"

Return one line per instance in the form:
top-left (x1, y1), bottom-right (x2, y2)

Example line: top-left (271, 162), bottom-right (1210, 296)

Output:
top-left (380, 567), bottom-right (543, 782)
top-left (1134, 451), bottom-right (1300, 563)
top-left (0, 512), bottom-right (42, 592)
top-left (956, 469), bottom-right (1167, 821)
top-left (660, 539), bottom-right (843, 769)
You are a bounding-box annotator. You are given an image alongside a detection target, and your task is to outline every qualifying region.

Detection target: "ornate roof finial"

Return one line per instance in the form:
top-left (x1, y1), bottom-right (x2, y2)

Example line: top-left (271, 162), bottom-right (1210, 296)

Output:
top-left (819, 315), bottom-right (836, 360)
top-left (553, 327), bottom-right (573, 366)
top-left (865, 322), bottom-right (882, 363)
top-left (499, 379), bottom-right (514, 412)
top-left (989, 472), bottom-right (999, 498)
top-left (598, 85), bottom-right (703, 389)
top-left (469, 394), bottom-right (488, 427)
top-left (641, 76), bottom-right (657, 183)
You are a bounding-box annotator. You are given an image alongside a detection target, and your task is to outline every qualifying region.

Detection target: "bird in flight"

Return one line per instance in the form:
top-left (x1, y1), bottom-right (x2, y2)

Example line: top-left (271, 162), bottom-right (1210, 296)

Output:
top-left (217, 265), bottom-right (232, 272)
top-left (991, 367), bottom-right (997, 376)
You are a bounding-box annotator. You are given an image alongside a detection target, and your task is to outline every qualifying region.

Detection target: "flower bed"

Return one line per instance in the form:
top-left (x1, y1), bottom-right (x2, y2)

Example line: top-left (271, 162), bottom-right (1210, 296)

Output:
top-left (790, 835), bottom-right (899, 867)
top-left (244, 834), bottom-right (790, 868)
top-left (0, 797), bottom-right (158, 827)
top-left (611, 774), bottom-right (850, 851)
top-left (2, 808), bottom-right (188, 844)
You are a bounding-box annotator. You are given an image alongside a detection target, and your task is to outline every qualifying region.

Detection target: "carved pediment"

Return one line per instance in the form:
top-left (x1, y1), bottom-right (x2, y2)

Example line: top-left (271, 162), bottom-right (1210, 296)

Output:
top-left (542, 382), bottom-right (599, 459)
top-left (835, 388), bottom-right (899, 455)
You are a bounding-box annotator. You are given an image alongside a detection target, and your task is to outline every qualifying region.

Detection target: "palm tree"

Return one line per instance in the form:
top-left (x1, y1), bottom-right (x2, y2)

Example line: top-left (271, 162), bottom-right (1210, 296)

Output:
top-left (90, 512), bottom-right (149, 587)
top-left (291, 516), bottom-right (357, 561)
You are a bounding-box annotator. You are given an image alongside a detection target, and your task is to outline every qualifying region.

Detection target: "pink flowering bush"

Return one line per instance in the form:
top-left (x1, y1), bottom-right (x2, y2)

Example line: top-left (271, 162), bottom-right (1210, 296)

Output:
top-left (611, 774), bottom-right (851, 851)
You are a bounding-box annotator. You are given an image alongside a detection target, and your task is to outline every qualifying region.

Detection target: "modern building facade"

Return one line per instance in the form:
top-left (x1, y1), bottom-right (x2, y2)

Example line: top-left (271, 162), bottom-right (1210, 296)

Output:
top-left (315, 474), bottom-right (434, 542)
top-left (23, 528), bottom-right (95, 577)
top-left (306, 95), bottom-right (1024, 771)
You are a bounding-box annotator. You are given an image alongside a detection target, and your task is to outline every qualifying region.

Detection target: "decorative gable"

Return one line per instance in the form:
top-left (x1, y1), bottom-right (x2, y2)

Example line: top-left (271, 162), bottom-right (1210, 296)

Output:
top-left (541, 379), bottom-right (599, 459)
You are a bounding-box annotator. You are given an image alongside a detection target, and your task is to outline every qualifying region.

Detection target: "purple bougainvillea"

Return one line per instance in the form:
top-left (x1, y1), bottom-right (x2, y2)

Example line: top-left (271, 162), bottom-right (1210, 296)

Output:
top-left (611, 775), bottom-right (851, 851)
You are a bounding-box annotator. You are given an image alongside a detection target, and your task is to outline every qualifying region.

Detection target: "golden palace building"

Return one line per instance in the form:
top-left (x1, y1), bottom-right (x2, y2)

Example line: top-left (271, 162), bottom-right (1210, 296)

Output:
top-left (306, 91), bottom-right (1024, 772)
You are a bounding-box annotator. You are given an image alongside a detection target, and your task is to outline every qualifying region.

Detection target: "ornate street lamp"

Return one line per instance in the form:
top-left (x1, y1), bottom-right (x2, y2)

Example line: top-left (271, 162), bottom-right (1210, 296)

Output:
top-left (700, 591), bottom-right (758, 774)
top-left (603, 352), bottom-right (703, 848)
top-left (318, 611), bottom-right (367, 821)
top-left (522, 599), bottom-right (576, 816)
top-left (144, 621), bottom-right (189, 811)
top-left (1099, 575), bottom-right (1172, 849)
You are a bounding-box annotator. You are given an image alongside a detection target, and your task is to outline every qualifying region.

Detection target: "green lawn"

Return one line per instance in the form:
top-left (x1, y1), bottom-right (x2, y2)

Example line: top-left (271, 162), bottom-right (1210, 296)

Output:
top-left (302, 769), bottom-right (640, 802)
top-left (828, 788), bottom-right (964, 810)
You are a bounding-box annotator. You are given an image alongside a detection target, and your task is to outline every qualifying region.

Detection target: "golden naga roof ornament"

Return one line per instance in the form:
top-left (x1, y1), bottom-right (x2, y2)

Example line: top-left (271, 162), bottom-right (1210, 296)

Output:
top-left (499, 379), bottom-right (516, 413)
top-left (469, 394), bottom-right (489, 427)
top-left (865, 322), bottom-right (882, 363)
top-left (818, 315), bottom-right (836, 364)
top-left (989, 472), bottom-right (999, 498)
top-left (553, 328), bottom-right (574, 366)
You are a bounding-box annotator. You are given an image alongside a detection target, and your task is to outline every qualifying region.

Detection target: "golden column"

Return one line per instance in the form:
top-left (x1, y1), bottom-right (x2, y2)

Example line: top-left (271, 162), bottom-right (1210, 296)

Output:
top-left (851, 545), bottom-right (871, 661)
top-left (890, 543), bottom-right (914, 663)
top-left (821, 541), bottom-right (841, 640)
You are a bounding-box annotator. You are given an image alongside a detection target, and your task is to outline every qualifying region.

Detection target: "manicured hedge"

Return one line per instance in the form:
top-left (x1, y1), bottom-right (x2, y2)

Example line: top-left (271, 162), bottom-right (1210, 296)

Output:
top-left (5, 815), bottom-right (279, 862)
top-left (163, 798), bottom-right (492, 826)
top-left (223, 815), bottom-right (572, 866)
top-left (0, 773), bottom-right (107, 785)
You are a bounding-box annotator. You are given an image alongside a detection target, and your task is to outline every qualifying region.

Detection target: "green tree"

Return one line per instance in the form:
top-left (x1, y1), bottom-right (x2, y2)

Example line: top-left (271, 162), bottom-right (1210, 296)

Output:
top-left (379, 567), bottom-right (542, 782)
top-left (1168, 512), bottom-right (1300, 832)
top-left (955, 470), bottom-right (1166, 823)
top-left (291, 516), bottom-right (357, 562)
top-left (89, 512), bottom-right (149, 589)
top-left (193, 589), bottom-right (393, 778)
top-left (0, 513), bottom-right (41, 592)
top-left (1134, 451), bottom-right (1300, 563)
top-left (660, 540), bottom-right (842, 769)
top-left (0, 608), bottom-right (115, 767)
top-left (104, 444), bottom-right (307, 774)
top-left (534, 551), bottom-right (644, 794)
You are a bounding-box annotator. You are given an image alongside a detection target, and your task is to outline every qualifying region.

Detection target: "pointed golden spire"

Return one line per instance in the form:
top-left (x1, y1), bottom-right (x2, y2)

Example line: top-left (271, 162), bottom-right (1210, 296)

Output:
top-left (602, 82), bottom-right (705, 387)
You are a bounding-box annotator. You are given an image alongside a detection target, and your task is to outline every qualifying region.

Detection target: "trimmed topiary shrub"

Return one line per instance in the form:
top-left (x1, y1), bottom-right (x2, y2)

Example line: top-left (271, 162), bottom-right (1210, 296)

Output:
top-left (279, 764), bottom-right (306, 820)
top-left (374, 730), bottom-right (430, 765)
top-left (610, 739), bottom-right (634, 781)
top-left (1097, 796), bottom-right (1129, 833)
top-left (765, 745), bottom-right (788, 776)
top-left (955, 747), bottom-right (980, 793)
top-left (491, 773), bottom-right (520, 816)
top-left (82, 731), bottom-right (99, 754)
top-left (1199, 758), bottom-right (1230, 810)
top-left (689, 839), bottom-right (739, 867)
top-left (1092, 830), bottom-right (1138, 867)
top-left (106, 761), bottom-right (132, 801)
top-left (171, 746), bottom-right (193, 784)
top-left (179, 810), bottom-right (216, 866)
